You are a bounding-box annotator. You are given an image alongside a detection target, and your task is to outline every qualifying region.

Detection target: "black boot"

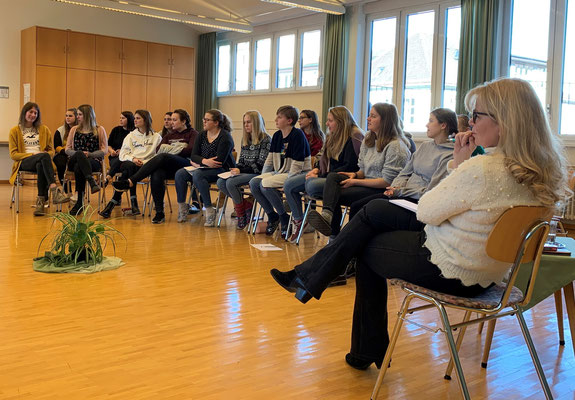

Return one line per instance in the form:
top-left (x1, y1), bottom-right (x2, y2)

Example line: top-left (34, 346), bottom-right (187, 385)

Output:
top-left (69, 201), bottom-right (83, 216)
top-left (131, 197), bottom-right (141, 216)
top-left (99, 201), bottom-right (116, 218)
top-left (87, 176), bottom-right (101, 194)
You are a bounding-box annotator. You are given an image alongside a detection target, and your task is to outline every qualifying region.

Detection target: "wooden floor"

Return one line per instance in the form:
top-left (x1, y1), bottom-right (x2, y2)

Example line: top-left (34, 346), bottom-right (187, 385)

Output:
top-left (1, 184), bottom-right (574, 399)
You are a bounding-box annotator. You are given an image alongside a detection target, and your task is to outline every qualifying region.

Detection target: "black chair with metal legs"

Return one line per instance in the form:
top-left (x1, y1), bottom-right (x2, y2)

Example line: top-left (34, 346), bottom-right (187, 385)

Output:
top-left (371, 206), bottom-right (553, 400)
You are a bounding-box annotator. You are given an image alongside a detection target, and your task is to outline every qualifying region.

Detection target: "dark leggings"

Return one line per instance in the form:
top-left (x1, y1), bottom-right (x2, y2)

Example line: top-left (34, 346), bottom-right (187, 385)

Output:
top-left (348, 193), bottom-right (419, 220)
top-left (294, 199), bottom-right (486, 363)
top-left (67, 152), bottom-right (101, 199)
top-left (19, 152), bottom-right (56, 198)
top-left (111, 161), bottom-right (140, 202)
top-left (53, 152), bottom-right (68, 184)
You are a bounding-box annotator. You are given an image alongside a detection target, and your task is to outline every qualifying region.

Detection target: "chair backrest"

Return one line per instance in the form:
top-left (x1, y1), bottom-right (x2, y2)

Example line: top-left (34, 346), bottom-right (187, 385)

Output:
top-left (486, 206), bottom-right (550, 308)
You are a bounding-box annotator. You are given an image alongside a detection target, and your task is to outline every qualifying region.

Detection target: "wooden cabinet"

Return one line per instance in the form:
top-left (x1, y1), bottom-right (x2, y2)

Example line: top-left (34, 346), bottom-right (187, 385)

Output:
top-left (171, 46), bottom-right (195, 80)
top-left (67, 32), bottom-right (95, 70)
top-left (170, 78), bottom-right (194, 119)
top-left (122, 74), bottom-right (147, 112)
top-left (67, 69), bottom-right (95, 109)
top-left (36, 66), bottom-right (66, 132)
top-left (95, 72), bottom-right (122, 133)
top-left (36, 27), bottom-right (67, 67)
top-left (146, 77), bottom-right (171, 131)
top-left (95, 35), bottom-right (122, 73)
top-left (148, 43), bottom-right (171, 78)
top-left (123, 39), bottom-right (148, 75)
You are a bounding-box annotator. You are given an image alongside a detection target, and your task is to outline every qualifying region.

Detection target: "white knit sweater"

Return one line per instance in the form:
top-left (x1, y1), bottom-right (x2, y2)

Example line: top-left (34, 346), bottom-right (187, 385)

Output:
top-left (417, 153), bottom-right (541, 287)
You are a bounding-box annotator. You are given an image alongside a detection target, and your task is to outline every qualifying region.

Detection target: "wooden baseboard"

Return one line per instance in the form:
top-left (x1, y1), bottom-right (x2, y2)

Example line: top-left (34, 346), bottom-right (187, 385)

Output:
top-left (0, 180), bottom-right (9, 184)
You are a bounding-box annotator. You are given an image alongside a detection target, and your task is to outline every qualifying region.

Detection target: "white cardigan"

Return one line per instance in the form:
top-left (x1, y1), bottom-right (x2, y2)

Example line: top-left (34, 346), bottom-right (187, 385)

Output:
top-left (417, 152), bottom-right (541, 287)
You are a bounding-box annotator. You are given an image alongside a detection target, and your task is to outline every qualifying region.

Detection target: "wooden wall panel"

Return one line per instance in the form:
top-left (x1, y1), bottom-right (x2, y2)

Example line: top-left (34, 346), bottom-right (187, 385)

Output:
top-left (146, 77), bottom-right (171, 132)
top-left (170, 78), bottom-right (194, 125)
top-left (95, 71), bottom-right (122, 134)
top-left (66, 69), bottom-right (95, 110)
top-left (36, 66), bottom-right (66, 132)
top-left (148, 43), bottom-right (171, 78)
top-left (171, 46), bottom-right (195, 80)
top-left (36, 27), bottom-right (67, 68)
top-left (123, 40), bottom-right (148, 75)
top-left (67, 32), bottom-right (95, 70)
top-left (96, 36), bottom-right (122, 73)
top-left (122, 74), bottom-right (147, 113)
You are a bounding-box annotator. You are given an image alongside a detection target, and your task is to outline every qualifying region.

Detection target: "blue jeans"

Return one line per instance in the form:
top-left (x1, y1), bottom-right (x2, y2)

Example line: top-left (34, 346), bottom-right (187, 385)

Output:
top-left (216, 173), bottom-right (256, 204)
top-left (249, 176), bottom-right (286, 218)
top-left (175, 167), bottom-right (224, 206)
top-left (284, 175), bottom-right (326, 220)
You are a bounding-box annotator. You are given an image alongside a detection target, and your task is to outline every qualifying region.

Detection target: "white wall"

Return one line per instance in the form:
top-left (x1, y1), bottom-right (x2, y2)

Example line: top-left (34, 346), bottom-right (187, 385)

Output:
top-left (0, 0), bottom-right (201, 179)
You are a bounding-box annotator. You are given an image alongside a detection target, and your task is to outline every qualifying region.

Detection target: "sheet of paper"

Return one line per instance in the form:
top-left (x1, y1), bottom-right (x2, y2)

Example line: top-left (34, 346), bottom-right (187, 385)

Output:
top-left (389, 199), bottom-right (418, 213)
top-left (218, 171), bottom-right (233, 179)
top-left (184, 166), bottom-right (199, 174)
top-left (251, 244), bottom-right (282, 251)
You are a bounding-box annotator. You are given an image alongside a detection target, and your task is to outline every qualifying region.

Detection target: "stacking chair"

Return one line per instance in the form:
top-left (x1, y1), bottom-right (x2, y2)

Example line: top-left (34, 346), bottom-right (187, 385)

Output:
top-left (10, 170), bottom-right (49, 213)
top-left (61, 160), bottom-right (106, 212)
top-left (370, 206), bottom-right (552, 400)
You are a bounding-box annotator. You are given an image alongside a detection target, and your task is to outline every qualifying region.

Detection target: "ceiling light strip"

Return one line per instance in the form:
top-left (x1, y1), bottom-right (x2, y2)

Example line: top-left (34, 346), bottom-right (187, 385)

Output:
top-left (260, 0), bottom-right (345, 15)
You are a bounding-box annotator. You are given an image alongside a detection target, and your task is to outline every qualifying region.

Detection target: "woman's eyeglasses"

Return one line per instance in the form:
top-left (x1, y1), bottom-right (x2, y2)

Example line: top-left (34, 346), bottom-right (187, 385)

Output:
top-left (470, 110), bottom-right (493, 123)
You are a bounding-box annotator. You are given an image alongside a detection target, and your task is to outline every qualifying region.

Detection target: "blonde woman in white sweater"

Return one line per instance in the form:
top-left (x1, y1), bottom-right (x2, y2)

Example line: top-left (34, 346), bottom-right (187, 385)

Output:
top-left (100, 109), bottom-right (161, 218)
top-left (270, 78), bottom-right (570, 371)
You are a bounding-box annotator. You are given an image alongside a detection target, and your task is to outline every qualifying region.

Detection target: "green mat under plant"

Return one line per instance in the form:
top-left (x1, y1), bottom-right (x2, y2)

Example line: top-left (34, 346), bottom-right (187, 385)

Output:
top-left (33, 256), bottom-right (124, 273)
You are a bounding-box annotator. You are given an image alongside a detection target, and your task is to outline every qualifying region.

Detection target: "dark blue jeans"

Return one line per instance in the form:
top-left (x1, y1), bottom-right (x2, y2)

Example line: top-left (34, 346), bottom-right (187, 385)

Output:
top-left (174, 167), bottom-right (224, 206)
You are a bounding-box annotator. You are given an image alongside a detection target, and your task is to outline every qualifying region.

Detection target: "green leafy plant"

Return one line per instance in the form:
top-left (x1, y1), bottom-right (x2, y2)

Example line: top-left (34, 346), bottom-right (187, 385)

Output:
top-left (37, 206), bottom-right (125, 267)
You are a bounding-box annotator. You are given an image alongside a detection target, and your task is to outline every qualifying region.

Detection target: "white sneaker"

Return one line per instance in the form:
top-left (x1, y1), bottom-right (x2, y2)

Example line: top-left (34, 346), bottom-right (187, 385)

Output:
top-left (204, 206), bottom-right (216, 227)
top-left (177, 203), bottom-right (188, 223)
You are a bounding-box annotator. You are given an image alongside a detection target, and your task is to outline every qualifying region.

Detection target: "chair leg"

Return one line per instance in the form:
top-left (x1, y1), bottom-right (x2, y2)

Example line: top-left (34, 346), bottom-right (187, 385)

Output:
top-left (217, 195), bottom-right (229, 227)
top-left (252, 205), bottom-right (264, 235)
top-left (166, 183), bottom-right (173, 213)
top-left (296, 199), bottom-right (313, 245)
top-left (480, 319), bottom-right (497, 368)
top-left (562, 282), bottom-right (575, 356)
top-left (554, 290), bottom-right (565, 345)
top-left (340, 206), bottom-right (348, 227)
top-left (444, 310), bottom-right (472, 379)
top-left (371, 294), bottom-right (415, 400)
top-left (247, 201), bottom-right (258, 234)
top-left (515, 308), bottom-right (553, 399)
top-left (436, 303), bottom-right (471, 399)
top-left (477, 312), bottom-right (485, 334)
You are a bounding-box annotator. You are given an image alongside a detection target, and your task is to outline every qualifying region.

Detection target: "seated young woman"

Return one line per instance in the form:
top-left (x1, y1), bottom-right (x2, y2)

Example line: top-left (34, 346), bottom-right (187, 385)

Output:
top-left (283, 106), bottom-right (364, 242)
top-left (307, 102), bottom-right (411, 238)
top-left (9, 102), bottom-right (70, 216)
top-left (53, 108), bottom-right (77, 186)
top-left (249, 105), bottom-right (312, 237)
top-left (216, 110), bottom-right (271, 230)
top-left (298, 109), bottom-right (325, 157)
top-left (157, 111), bottom-right (173, 136)
top-left (104, 111), bottom-right (135, 186)
top-left (65, 104), bottom-right (108, 215)
top-left (270, 78), bottom-right (570, 371)
top-left (174, 109), bottom-right (235, 226)
top-left (99, 110), bottom-right (162, 218)
top-left (347, 107), bottom-right (458, 219)
top-left (113, 109), bottom-right (198, 224)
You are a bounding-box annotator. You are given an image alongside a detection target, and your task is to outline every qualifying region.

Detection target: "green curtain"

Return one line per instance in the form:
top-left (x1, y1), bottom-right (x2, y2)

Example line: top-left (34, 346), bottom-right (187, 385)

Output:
top-left (455, 0), bottom-right (500, 114)
top-left (195, 32), bottom-right (218, 130)
top-left (321, 12), bottom-right (349, 127)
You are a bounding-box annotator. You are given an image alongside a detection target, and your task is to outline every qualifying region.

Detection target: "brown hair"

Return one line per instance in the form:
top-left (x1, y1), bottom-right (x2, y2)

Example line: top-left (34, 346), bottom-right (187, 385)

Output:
top-left (19, 102), bottom-right (41, 128)
top-left (276, 105), bottom-right (299, 126)
top-left (206, 109), bottom-right (232, 132)
top-left (365, 103), bottom-right (407, 152)
top-left (134, 109), bottom-right (154, 135)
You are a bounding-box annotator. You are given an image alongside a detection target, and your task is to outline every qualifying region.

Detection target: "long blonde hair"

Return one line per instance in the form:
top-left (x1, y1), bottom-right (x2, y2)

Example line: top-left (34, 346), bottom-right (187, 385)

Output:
top-left (77, 104), bottom-right (98, 135)
top-left (465, 78), bottom-right (571, 207)
top-left (365, 103), bottom-right (409, 152)
top-left (325, 106), bottom-right (364, 161)
top-left (242, 110), bottom-right (269, 146)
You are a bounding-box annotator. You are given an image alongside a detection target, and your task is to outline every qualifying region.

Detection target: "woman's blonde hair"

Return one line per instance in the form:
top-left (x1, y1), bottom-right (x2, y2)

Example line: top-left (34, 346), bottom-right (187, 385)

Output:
top-left (325, 106), bottom-right (364, 161)
top-left (242, 110), bottom-right (269, 146)
top-left (77, 104), bottom-right (98, 135)
top-left (465, 77), bottom-right (571, 207)
top-left (365, 103), bottom-right (409, 152)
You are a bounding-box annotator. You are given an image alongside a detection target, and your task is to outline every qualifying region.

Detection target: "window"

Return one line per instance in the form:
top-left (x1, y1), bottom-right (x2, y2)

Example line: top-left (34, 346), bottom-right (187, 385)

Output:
top-left (254, 38), bottom-right (271, 90)
top-left (277, 34), bottom-right (296, 89)
top-left (367, 17), bottom-right (397, 109)
top-left (442, 6), bottom-right (461, 110)
top-left (234, 41), bottom-right (250, 92)
top-left (217, 43), bottom-right (231, 93)
top-left (216, 27), bottom-right (323, 95)
top-left (561, 0), bottom-right (575, 134)
top-left (300, 30), bottom-right (321, 87)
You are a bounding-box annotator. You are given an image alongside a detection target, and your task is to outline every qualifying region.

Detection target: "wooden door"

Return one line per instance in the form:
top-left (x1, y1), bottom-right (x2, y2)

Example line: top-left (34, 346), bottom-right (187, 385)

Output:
top-left (36, 27), bottom-right (67, 67)
top-left (66, 69), bottom-right (95, 110)
top-left (36, 66), bottom-right (66, 132)
top-left (122, 40), bottom-right (148, 75)
top-left (170, 78), bottom-right (194, 125)
top-left (146, 77), bottom-right (171, 132)
top-left (171, 46), bottom-right (195, 80)
top-left (95, 36), bottom-right (122, 72)
top-left (67, 32), bottom-right (95, 70)
top-left (148, 43), bottom-right (171, 78)
top-left (122, 74), bottom-right (147, 112)
top-left (95, 71), bottom-right (122, 134)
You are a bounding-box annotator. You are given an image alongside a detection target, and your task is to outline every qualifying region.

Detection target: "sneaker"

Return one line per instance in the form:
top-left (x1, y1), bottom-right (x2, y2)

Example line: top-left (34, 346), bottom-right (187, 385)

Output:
top-left (303, 222), bottom-right (315, 234)
top-left (288, 220), bottom-right (307, 243)
top-left (279, 213), bottom-right (290, 238)
top-left (307, 210), bottom-right (333, 236)
top-left (188, 201), bottom-right (201, 215)
top-left (152, 211), bottom-right (165, 224)
top-left (266, 219), bottom-right (280, 236)
top-left (178, 203), bottom-right (188, 223)
top-left (204, 206), bottom-right (216, 227)
top-left (112, 180), bottom-right (131, 192)
top-left (33, 196), bottom-right (46, 216)
top-left (70, 192), bottom-right (78, 202)
top-left (50, 186), bottom-right (70, 204)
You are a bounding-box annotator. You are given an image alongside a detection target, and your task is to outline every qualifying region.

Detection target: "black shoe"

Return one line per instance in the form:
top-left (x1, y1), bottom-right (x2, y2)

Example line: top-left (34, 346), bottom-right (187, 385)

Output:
top-left (69, 202), bottom-right (83, 216)
top-left (188, 201), bottom-right (201, 215)
top-left (345, 258), bottom-right (357, 278)
top-left (270, 268), bottom-right (313, 304)
top-left (345, 353), bottom-right (383, 370)
top-left (131, 199), bottom-right (141, 216)
top-left (279, 213), bottom-right (290, 238)
top-left (328, 274), bottom-right (347, 287)
top-left (152, 211), bottom-right (165, 224)
top-left (307, 210), bottom-right (332, 236)
top-left (113, 180), bottom-right (130, 192)
top-left (99, 201), bottom-right (116, 218)
top-left (88, 178), bottom-right (101, 194)
top-left (266, 219), bottom-right (280, 236)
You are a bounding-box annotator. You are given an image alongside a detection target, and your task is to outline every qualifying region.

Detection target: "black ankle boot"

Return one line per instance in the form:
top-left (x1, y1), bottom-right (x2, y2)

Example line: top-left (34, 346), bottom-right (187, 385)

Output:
top-left (88, 177), bottom-right (100, 194)
top-left (69, 202), bottom-right (83, 216)
top-left (99, 201), bottom-right (116, 218)
top-left (131, 198), bottom-right (141, 216)
top-left (345, 353), bottom-right (383, 370)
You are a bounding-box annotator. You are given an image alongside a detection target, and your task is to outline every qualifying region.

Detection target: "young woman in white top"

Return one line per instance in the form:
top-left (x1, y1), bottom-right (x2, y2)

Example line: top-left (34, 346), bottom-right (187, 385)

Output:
top-left (100, 109), bottom-right (161, 218)
top-left (270, 78), bottom-right (570, 370)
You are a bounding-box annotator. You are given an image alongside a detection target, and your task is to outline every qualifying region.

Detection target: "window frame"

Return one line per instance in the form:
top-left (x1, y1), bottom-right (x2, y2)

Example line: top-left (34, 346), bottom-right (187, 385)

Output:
top-left (233, 40), bottom-right (252, 94)
top-left (216, 40), bottom-right (232, 95)
top-left (252, 35), bottom-right (273, 93)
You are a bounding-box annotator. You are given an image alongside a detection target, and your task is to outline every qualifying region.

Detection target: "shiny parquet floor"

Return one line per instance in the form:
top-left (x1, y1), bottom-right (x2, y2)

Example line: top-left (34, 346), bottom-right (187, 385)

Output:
top-left (1, 184), bottom-right (574, 399)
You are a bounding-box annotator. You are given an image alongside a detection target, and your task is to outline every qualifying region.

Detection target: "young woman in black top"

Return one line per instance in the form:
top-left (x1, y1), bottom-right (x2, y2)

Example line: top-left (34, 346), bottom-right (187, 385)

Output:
top-left (105, 111), bottom-right (134, 185)
top-left (53, 108), bottom-right (77, 185)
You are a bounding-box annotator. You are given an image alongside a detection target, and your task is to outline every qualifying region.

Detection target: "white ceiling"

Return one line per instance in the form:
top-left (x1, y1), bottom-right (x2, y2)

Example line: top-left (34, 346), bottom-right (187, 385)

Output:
top-left (129, 0), bottom-right (367, 32)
